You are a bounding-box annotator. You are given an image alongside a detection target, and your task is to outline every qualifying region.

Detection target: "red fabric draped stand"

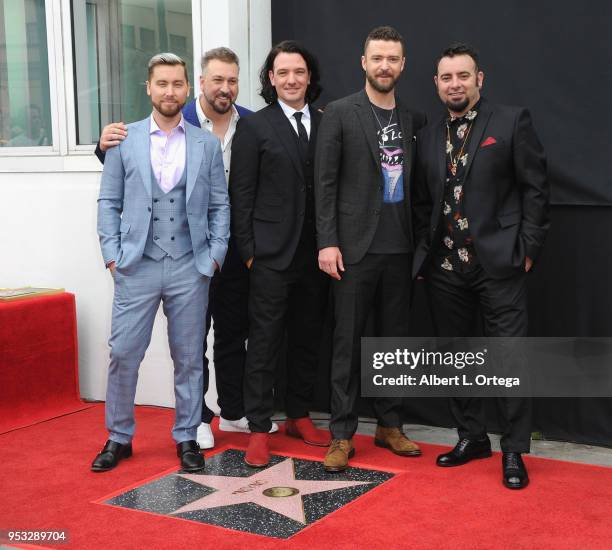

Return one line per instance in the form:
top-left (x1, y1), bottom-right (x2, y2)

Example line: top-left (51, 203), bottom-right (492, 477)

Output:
top-left (0, 292), bottom-right (89, 434)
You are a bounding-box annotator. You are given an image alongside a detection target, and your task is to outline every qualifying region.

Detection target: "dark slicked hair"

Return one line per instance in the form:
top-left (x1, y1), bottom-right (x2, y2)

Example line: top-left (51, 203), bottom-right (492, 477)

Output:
top-left (435, 42), bottom-right (481, 74)
top-left (364, 26), bottom-right (405, 57)
top-left (259, 40), bottom-right (322, 105)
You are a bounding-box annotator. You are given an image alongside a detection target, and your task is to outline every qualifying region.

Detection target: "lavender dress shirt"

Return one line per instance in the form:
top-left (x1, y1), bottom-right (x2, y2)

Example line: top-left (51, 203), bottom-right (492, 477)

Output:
top-left (149, 114), bottom-right (186, 193)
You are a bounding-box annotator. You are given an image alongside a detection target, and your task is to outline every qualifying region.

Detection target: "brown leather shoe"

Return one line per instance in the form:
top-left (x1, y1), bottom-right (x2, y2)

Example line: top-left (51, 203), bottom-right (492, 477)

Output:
top-left (374, 426), bottom-right (421, 456)
top-left (323, 439), bottom-right (354, 472)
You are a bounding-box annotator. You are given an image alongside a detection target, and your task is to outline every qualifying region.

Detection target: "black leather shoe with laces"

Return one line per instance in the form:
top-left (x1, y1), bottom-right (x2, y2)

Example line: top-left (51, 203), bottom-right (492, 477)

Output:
top-left (436, 437), bottom-right (492, 467)
top-left (502, 452), bottom-right (529, 489)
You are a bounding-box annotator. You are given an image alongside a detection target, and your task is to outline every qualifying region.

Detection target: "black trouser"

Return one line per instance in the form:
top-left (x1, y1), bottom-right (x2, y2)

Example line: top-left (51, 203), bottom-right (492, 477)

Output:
top-left (330, 253), bottom-right (412, 440)
top-left (244, 242), bottom-right (329, 433)
top-left (426, 261), bottom-right (532, 453)
top-left (201, 238), bottom-right (250, 423)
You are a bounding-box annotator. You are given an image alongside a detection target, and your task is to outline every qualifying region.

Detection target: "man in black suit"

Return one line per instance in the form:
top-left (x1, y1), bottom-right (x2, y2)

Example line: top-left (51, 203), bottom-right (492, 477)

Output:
top-left (413, 43), bottom-right (549, 489)
top-left (315, 27), bottom-right (426, 472)
top-left (230, 41), bottom-right (330, 467)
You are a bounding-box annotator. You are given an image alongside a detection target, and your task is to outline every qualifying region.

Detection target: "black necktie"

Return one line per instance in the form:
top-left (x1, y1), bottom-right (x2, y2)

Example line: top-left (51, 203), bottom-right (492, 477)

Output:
top-left (293, 112), bottom-right (309, 157)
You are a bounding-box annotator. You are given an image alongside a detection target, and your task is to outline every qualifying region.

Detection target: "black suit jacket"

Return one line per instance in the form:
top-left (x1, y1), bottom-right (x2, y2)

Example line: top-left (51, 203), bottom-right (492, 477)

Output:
top-left (315, 89), bottom-right (426, 264)
top-left (413, 98), bottom-right (550, 279)
top-left (229, 101), bottom-right (321, 271)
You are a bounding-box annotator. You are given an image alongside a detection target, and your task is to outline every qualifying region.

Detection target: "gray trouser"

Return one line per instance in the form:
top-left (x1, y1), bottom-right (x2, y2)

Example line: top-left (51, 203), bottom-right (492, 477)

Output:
top-left (105, 252), bottom-right (209, 444)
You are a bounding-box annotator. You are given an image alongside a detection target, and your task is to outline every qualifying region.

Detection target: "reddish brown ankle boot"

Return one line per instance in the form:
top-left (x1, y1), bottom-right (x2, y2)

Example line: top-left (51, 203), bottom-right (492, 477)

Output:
top-left (245, 433), bottom-right (270, 467)
top-left (285, 417), bottom-right (331, 447)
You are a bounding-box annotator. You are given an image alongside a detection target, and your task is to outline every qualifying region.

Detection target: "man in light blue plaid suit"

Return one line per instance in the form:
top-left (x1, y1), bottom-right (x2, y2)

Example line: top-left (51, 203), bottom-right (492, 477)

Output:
top-left (91, 53), bottom-right (229, 473)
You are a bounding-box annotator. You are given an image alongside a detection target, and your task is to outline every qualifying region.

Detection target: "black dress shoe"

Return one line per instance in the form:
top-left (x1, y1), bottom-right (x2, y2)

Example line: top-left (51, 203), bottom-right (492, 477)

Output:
top-left (436, 438), bottom-right (492, 467)
top-left (177, 440), bottom-right (205, 472)
top-left (502, 452), bottom-right (529, 489)
top-left (91, 440), bottom-right (132, 472)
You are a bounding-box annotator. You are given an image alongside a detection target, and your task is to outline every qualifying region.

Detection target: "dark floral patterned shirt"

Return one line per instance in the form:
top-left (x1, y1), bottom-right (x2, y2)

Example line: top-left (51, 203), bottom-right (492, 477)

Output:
top-left (436, 102), bottom-right (481, 272)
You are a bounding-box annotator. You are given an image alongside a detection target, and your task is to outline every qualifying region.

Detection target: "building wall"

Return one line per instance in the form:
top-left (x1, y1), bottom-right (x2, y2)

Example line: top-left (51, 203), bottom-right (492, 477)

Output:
top-left (0, 0), bottom-right (271, 409)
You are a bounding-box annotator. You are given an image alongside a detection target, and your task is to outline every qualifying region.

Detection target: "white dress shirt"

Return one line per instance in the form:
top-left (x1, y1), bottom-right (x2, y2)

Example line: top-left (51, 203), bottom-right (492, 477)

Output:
top-left (195, 95), bottom-right (239, 184)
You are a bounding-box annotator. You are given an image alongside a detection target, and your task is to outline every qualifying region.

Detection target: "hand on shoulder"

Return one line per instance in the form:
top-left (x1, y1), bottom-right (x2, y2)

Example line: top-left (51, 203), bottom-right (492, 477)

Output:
top-left (100, 122), bottom-right (128, 152)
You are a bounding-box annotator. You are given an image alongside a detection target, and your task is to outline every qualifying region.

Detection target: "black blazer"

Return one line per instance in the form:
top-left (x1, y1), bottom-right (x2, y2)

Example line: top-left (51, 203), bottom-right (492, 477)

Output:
top-left (315, 89), bottom-right (426, 264)
top-left (413, 98), bottom-right (550, 279)
top-left (229, 102), bottom-right (321, 271)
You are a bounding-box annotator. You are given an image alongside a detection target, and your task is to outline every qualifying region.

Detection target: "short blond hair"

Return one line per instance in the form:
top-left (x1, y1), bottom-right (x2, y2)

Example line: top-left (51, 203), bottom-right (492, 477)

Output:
top-left (147, 52), bottom-right (188, 82)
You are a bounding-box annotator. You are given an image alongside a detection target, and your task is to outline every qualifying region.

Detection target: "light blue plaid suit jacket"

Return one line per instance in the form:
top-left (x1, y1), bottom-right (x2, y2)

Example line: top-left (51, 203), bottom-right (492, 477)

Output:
top-left (97, 117), bottom-right (230, 276)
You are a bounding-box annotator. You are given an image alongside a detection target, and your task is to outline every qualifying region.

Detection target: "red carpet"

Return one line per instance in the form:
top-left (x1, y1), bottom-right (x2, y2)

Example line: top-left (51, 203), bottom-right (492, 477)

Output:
top-left (1, 404), bottom-right (610, 549)
top-left (0, 293), bottom-right (90, 434)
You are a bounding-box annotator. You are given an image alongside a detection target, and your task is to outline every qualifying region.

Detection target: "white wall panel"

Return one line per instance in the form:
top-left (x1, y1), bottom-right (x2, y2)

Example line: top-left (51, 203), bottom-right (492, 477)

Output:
top-left (0, 0), bottom-right (272, 412)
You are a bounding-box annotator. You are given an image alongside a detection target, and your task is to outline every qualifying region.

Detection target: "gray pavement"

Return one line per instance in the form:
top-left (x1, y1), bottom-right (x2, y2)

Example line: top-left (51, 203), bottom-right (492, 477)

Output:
top-left (296, 414), bottom-right (612, 467)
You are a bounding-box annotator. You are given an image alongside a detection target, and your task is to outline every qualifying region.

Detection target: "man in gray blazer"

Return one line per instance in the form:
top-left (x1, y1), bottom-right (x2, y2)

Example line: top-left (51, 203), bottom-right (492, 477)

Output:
top-left (315, 27), bottom-right (426, 471)
top-left (91, 53), bottom-right (230, 473)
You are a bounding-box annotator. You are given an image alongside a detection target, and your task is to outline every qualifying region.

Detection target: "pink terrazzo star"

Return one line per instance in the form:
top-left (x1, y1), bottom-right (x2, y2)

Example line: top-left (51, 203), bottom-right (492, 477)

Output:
top-left (172, 458), bottom-right (372, 524)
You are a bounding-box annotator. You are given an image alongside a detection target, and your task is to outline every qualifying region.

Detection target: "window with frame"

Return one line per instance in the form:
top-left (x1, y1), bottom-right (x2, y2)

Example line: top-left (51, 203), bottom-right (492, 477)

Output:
top-left (0, 0), bottom-right (52, 148)
top-left (71, 0), bottom-right (193, 145)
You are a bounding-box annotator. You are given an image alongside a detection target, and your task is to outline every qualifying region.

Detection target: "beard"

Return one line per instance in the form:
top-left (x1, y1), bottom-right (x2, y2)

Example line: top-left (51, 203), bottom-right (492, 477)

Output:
top-left (152, 98), bottom-right (184, 118)
top-left (204, 92), bottom-right (234, 114)
top-left (446, 97), bottom-right (469, 113)
top-left (366, 70), bottom-right (399, 94)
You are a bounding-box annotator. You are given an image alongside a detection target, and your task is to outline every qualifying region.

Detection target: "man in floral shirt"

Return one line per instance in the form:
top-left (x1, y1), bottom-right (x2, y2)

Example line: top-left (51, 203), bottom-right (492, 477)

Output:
top-left (438, 105), bottom-right (479, 272)
top-left (413, 43), bottom-right (549, 489)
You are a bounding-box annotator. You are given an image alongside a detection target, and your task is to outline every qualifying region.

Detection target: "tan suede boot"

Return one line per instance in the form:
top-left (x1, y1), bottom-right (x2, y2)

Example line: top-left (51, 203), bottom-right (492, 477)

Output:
top-left (374, 426), bottom-right (422, 456)
top-left (323, 439), bottom-right (354, 472)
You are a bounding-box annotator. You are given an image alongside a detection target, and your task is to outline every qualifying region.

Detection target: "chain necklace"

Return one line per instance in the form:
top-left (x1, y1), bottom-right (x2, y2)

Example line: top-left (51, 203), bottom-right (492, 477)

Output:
top-left (370, 104), bottom-right (395, 141)
top-left (446, 119), bottom-right (474, 176)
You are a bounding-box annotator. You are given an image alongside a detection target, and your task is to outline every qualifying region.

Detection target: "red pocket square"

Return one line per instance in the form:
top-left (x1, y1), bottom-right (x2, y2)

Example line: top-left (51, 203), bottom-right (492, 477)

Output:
top-left (481, 137), bottom-right (497, 148)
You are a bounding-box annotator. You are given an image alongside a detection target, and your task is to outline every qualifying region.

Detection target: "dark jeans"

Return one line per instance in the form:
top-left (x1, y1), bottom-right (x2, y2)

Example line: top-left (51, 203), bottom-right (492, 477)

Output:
top-left (201, 239), bottom-right (250, 423)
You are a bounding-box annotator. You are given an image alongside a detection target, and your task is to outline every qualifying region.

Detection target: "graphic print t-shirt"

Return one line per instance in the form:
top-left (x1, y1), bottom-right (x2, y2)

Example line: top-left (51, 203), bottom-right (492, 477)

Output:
top-left (368, 104), bottom-right (411, 254)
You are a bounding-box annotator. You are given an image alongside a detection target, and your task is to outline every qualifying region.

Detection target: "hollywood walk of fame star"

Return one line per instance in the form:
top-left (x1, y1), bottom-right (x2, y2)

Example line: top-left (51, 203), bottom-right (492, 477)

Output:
top-left (172, 458), bottom-right (372, 524)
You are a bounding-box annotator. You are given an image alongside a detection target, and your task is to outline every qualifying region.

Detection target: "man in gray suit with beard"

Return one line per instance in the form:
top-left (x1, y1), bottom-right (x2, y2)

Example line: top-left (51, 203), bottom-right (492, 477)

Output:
top-left (315, 26), bottom-right (426, 472)
top-left (91, 53), bottom-right (229, 473)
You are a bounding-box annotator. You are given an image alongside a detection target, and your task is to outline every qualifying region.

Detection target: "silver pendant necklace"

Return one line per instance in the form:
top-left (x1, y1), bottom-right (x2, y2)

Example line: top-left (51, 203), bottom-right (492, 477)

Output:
top-left (370, 104), bottom-right (394, 142)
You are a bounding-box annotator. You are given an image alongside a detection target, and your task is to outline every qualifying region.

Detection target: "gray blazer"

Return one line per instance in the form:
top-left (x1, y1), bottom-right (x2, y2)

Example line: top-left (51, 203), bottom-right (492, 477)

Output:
top-left (97, 118), bottom-right (230, 276)
top-left (315, 89), bottom-right (427, 264)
